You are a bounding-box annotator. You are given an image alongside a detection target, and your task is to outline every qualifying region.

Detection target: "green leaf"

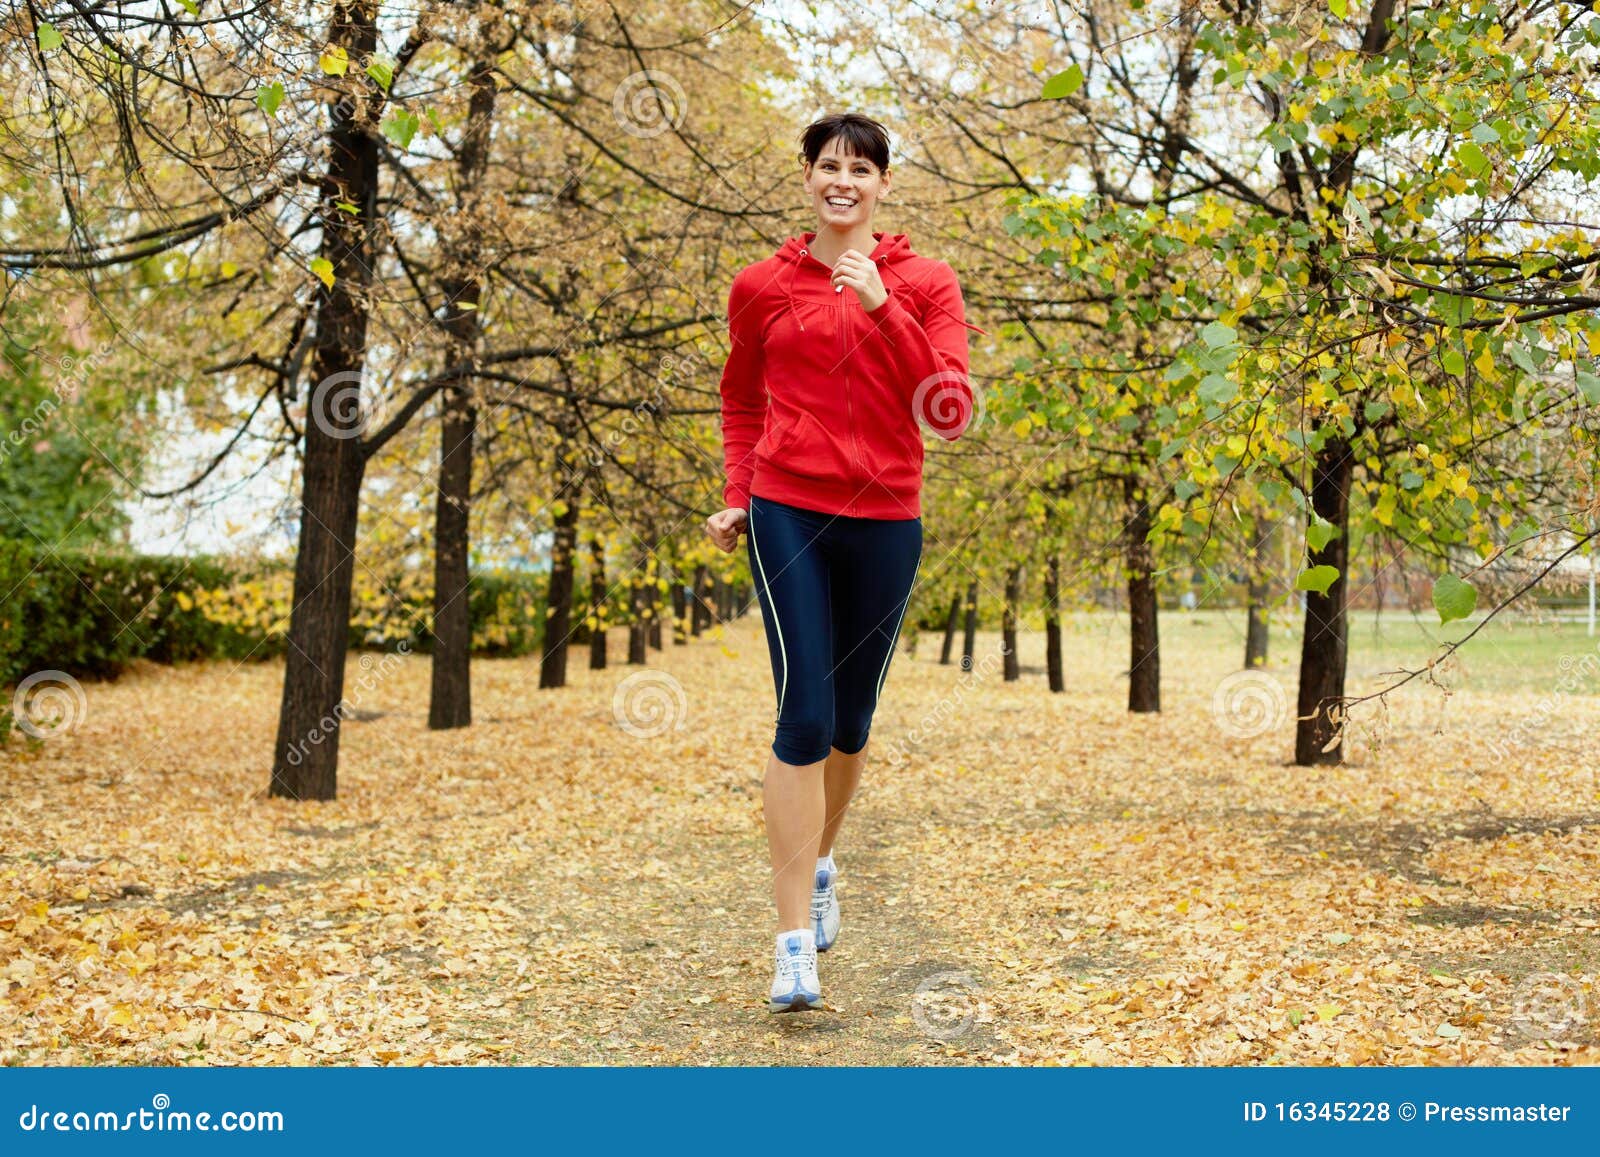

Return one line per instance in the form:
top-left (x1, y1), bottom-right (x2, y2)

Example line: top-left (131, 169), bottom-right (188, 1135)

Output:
top-left (335, 201), bottom-right (360, 215)
top-left (176, 0), bottom-right (199, 13)
top-left (37, 22), bottom-right (63, 51)
top-left (1432, 573), bottom-right (1477, 624)
top-left (365, 56), bottom-right (395, 91)
top-left (381, 108), bottom-right (419, 150)
top-left (1306, 515), bottom-right (1339, 553)
top-left (319, 45), bottom-right (349, 76)
top-left (1508, 344), bottom-right (1538, 374)
top-left (1329, 0), bottom-right (1348, 16)
top-left (1577, 368), bottom-right (1600, 405)
top-left (1198, 373), bottom-right (1237, 405)
top-left (1295, 565), bottom-right (1340, 595)
top-left (1201, 321), bottom-right (1237, 349)
top-left (256, 81), bottom-right (285, 118)
top-left (1455, 141), bottom-right (1489, 177)
top-left (310, 257), bottom-right (335, 289)
top-left (1442, 349), bottom-right (1466, 377)
top-left (1042, 63), bottom-right (1085, 100)
top-left (1433, 293), bottom-right (1474, 326)
top-left (1174, 479), bottom-right (1200, 502)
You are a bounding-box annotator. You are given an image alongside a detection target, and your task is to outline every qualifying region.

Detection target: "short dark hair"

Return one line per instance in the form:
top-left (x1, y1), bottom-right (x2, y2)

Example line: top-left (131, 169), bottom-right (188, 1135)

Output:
top-left (798, 114), bottom-right (890, 173)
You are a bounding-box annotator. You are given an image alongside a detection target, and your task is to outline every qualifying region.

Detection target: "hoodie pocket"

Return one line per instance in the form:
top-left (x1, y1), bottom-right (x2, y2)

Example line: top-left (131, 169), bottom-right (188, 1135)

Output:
top-left (760, 406), bottom-right (854, 482)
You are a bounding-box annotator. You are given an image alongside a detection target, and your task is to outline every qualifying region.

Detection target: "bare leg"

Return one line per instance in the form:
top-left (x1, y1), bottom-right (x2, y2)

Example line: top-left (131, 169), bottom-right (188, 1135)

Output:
top-left (819, 741), bottom-right (866, 858)
top-left (763, 749), bottom-right (826, 931)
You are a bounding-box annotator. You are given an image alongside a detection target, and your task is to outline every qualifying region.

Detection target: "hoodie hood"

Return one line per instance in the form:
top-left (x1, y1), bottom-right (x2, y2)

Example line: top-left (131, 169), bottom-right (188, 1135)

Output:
top-left (774, 230), bottom-right (989, 336)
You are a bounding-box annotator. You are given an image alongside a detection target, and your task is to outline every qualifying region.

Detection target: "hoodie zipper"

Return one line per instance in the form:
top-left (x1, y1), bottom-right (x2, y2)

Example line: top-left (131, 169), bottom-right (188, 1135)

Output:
top-left (839, 286), bottom-right (864, 516)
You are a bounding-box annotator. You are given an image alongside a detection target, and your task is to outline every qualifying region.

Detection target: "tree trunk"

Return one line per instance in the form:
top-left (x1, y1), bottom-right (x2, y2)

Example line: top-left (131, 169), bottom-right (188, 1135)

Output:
top-left (270, 0), bottom-right (380, 801)
top-left (961, 580), bottom-right (978, 672)
top-left (647, 557), bottom-right (663, 650)
top-left (1244, 515), bottom-right (1277, 670)
top-left (1125, 478), bottom-right (1160, 713)
top-left (939, 592), bottom-right (960, 665)
top-left (691, 564), bottom-right (710, 635)
top-left (1295, 437), bottom-right (1353, 765)
top-left (539, 438), bottom-right (580, 689)
top-left (1045, 552), bottom-right (1064, 693)
top-left (588, 537), bottom-right (607, 670)
top-left (1002, 564), bottom-right (1021, 681)
top-left (628, 561), bottom-right (648, 664)
top-left (671, 579), bottom-right (688, 644)
top-left (428, 382), bottom-right (475, 727)
top-left (427, 46), bottom-right (496, 729)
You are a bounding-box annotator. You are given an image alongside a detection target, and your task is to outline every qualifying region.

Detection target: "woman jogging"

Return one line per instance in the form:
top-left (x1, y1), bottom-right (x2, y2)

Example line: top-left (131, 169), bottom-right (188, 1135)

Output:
top-left (703, 113), bottom-right (987, 1012)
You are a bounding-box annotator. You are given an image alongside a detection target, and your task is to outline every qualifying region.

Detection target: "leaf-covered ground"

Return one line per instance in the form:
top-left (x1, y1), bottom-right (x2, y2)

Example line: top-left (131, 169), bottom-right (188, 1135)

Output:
top-left (3, 611), bottom-right (1598, 1065)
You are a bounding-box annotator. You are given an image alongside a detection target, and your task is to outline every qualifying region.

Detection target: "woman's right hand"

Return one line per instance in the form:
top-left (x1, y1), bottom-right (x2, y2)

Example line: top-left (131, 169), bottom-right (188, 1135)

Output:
top-left (705, 506), bottom-right (748, 553)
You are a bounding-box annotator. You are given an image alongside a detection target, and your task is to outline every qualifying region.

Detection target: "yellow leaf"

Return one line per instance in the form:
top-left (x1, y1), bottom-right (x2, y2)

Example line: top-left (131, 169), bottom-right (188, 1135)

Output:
top-left (1315, 1003), bottom-right (1342, 1022)
top-left (319, 45), bottom-right (349, 76)
top-left (311, 258), bottom-right (335, 289)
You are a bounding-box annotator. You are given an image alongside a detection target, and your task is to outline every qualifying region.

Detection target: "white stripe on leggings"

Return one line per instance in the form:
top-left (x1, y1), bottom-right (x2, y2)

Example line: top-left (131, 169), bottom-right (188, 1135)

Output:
top-left (748, 502), bottom-right (788, 718)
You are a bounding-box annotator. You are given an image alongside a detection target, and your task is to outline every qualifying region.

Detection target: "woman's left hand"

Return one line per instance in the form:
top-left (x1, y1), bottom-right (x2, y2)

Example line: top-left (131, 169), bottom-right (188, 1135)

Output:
top-left (831, 250), bottom-right (888, 312)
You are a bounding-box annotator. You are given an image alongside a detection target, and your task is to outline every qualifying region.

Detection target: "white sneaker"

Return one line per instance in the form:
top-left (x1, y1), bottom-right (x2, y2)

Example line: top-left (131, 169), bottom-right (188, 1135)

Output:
top-left (768, 928), bottom-right (821, 1012)
top-left (811, 855), bottom-right (840, 952)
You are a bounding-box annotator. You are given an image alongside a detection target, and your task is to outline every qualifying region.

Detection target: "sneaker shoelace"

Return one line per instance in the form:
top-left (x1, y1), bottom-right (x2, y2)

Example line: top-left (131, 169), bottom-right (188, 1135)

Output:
top-left (775, 945), bottom-right (816, 982)
top-left (810, 873), bottom-right (835, 919)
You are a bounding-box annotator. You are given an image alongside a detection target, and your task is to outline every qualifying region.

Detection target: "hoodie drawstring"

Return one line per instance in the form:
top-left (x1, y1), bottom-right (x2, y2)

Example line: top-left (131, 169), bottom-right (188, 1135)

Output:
top-left (782, 236), bottom-right (989, 337)
top-left (789, 250), bottom-right (805, 332)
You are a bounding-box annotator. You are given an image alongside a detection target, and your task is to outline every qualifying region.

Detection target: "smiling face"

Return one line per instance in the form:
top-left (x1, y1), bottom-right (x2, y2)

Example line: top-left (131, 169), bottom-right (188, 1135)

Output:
top-left (803, 135), bottom-right (889, 230)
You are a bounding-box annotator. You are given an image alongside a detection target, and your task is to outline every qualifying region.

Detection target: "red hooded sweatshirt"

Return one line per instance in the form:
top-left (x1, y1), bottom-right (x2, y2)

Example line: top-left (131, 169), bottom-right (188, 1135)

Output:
top-left (718, 230), bottom-right (987, 520)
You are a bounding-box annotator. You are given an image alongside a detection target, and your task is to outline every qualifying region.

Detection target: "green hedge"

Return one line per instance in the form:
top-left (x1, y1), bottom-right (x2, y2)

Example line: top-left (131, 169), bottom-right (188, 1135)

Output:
top-left (0, 541), bottom-right (581, 693)
top-left (0, 539), bottom-right (265, 688)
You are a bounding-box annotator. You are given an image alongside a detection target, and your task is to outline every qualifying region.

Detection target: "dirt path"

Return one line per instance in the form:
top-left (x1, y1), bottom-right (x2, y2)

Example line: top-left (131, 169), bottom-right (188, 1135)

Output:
top-left (4, 612), bottom-right (1599, 1064)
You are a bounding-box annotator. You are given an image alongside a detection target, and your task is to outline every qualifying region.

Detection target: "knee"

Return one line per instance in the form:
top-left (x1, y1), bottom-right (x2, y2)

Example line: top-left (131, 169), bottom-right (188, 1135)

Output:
top-left (831, 719), bottom-right (870, 756)
top-left (773, 712), bottom-right (832, 766)
top-left (832, 729), bottom-right (870, 755)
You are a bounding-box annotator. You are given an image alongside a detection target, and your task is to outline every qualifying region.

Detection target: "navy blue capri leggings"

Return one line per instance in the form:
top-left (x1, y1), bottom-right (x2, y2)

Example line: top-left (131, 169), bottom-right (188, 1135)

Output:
top-left (745, 493), bottom-right (923, 766)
